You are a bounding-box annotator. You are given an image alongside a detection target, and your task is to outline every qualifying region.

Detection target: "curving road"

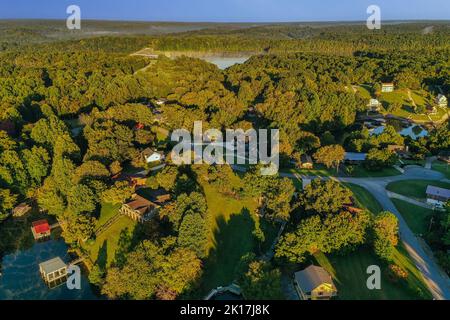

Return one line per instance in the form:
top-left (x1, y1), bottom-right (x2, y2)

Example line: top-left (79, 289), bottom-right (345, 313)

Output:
top-left (277, 165), bottom-right (450, 300)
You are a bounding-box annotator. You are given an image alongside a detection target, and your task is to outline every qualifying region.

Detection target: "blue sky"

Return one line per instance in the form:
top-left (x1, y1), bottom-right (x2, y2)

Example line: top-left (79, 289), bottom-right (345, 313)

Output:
top-left (0, 0), bottom-right (449, 22)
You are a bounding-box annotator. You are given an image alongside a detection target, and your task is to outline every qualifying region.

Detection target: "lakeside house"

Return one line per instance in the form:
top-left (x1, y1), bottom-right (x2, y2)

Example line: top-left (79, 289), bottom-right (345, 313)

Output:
top-left (344, 152), bottom-right (367, 164)
top-left (39, 257), bottom-right (67, 288)
top-left (436, 94), bottom-right (448, 108)
top-left (368, 98), bottom-right (381, 112)
top-left (381, 82), bottom-right (395, 93)
top-left (12, 203), bottom-right (32, 217)
top-left (300, 154), bottom-right (314, 169)
top-left (31, 220), bottom-right (51, 240)
top-left (119, 194), bottom-right (160, 223)
top-left (293, 265), bottom-right (337, 300)
top-left (426, 185), bottom-right (450, 208)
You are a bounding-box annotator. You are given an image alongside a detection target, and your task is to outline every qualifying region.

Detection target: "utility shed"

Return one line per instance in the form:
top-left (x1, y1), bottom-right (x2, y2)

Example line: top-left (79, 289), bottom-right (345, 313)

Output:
top-left (39, 257), bottom-right (67, 288)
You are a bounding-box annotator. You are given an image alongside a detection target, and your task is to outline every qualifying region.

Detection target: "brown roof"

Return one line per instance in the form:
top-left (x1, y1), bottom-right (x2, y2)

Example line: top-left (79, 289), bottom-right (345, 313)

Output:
top-left (126, 195), bottom-right (158, 215)
top-left (146, 188), bottom-right (171, 204)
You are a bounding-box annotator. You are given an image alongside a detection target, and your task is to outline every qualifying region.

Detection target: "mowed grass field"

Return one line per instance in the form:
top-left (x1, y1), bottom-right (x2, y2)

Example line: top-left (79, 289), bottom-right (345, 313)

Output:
top-left (198, 173), bottom-right (278, 295)
top-left (391, 199), bottom-right (434, 235)
top-left (386, 180), bottom-right (450, 199)
top-left (84, 202), bottom-right (136, 267)
top-left (432, 161), bottom-right (450, 179)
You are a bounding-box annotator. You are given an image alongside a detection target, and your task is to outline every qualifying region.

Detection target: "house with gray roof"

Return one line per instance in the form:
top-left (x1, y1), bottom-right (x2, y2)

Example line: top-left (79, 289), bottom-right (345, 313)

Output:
top-left (293, 265), bottom-right (337, 300)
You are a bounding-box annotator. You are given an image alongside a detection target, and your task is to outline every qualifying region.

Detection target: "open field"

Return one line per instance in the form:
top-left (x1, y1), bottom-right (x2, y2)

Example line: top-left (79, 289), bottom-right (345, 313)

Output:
top-left (386, 180), bottom-right (450, 199)
top-left (349, 165), bottom-right (401, 178)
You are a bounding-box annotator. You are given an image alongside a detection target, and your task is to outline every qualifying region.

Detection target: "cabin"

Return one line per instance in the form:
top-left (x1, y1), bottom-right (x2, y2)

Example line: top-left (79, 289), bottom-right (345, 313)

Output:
top-left (293, 265), bottom-right (337, 300)
top-left (344, 152), bottom-right (367, 164)
top-left (381, 83), bottom-right (394, 93)
top-left (426, 185), bottom-right (450, 208)
top-left (436, 94), bottom-right (448, 108)
top-left (142, 148), bottom-right (164, 163)
top-left (113, 171), bottom-right (148, 188)
top-left (12, 203), bottom-right (32, 217)
top-left (119, 194), bottom-right (160, 223)
top-left (39, 257), bottom-right (67, 288)
top-left (31, 220), bottom-right (51, 240)
top-left (368, 98), bottom-right (381, 112)
top-left (300, 154), bottom-right (314, 169)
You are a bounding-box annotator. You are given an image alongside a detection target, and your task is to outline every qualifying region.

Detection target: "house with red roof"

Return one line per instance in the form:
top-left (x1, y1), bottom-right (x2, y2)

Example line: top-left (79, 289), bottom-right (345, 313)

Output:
top-left (31, 220), bottom-right (51, 240)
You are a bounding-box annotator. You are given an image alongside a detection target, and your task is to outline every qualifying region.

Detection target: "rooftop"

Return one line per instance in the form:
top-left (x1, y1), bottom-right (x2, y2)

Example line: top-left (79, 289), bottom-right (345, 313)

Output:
top-left (39, 257), bottom-right (66, 274)
top-left (294, 265), bottom-right (335, 293)
top-left (344, 152), bottom-right (367, 161)
top-left (126, 195), bottom-right (158, 215)
top-left (426, 185), bottom-right (450, 199)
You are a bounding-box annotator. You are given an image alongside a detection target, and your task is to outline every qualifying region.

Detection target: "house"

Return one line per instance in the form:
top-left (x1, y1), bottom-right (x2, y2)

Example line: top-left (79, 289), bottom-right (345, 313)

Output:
top-left (146, 188), bottom-right (171, 205)
top-left (142, 148), bottom-right (164, 163)
top-left (119, 194), bottom-right (160, 223)
top-left (31, 219), bottom-right (51, 240)
top-left (437, 151), bottom-right (450, 164)
top-left (426, 185), bottom-right (450, 208)
top-left (300, 154), bottom-right (314, 169)
top-left (12, 203), bottom-right (32, 217)
top-left (344, 152), bottom-right (367, 164)
top-left (367, 98), bottom-right (381, 112)
top-left (293, 265), bottom-right (337, 300)
top-left (436, 94), bottom-right (448, 108)
top-left (387, 145), bottom-right (411, 159)
top-left (381, 83), bottom-right (394, 93)
top-left (113, 171), bottom-right (148, 188)
top-left (155, 98), bottom-right (168, 106)
top-left (39, 257), bottom-right (67, 288)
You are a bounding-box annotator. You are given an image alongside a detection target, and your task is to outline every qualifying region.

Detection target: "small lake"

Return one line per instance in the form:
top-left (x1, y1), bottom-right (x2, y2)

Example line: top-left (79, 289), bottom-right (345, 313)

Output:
top-left (202, 56), bottom-right (250, 70)
top-left (0, 239), bottom-right (99, 300)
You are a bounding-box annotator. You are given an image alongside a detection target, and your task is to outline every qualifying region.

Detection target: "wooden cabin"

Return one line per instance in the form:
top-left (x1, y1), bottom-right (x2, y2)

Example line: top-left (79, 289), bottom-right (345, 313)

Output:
top-left (12, 203), bottom-right (32, 217)
top-left (39, 257), bottom-right (67, 288)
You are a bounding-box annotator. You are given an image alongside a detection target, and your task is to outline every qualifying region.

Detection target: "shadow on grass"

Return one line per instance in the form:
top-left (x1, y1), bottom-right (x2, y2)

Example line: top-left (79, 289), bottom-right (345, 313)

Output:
top-left (198, 207), bottom-right (256, 296)
top-left (95, 240), bottom-right (108, 270)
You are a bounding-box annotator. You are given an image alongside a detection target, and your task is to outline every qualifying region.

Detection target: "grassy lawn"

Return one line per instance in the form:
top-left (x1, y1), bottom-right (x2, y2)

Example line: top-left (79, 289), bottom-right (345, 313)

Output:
top-left (391, 199), bottom-right (434, 235)
top-left (386, 180), bottom-right (450, 199)
top-left (96, 202), bottom-right (121, 228)
top-left (314, 246), bottom-right (432, 300)
top-left (349, 165), bottom-right (401, 178)
top-left (344, 183), bottom-right (383, 215)
top-left (84, 203), bottom-right (136, 267)
top-left (281, 164), bottom-right (335, 177)
top-left (432, 161), bottom-right (450, 179)
top-left (198, 173), bottom-right (280, 295)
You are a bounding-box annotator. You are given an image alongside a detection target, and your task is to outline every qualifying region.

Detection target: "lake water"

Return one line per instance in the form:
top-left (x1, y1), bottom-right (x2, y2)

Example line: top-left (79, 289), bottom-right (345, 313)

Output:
top-left (0, 239), bottom-right (99, 300)
top-left (202, 56), bottom-right (250, 70)
top-left (370, 125), bottom-right (428, 140)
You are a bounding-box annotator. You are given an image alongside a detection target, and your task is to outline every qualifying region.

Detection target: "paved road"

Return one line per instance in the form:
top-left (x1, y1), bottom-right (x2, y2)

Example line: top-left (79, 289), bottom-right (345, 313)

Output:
top-left (287, 166), bottom-right (450, 300)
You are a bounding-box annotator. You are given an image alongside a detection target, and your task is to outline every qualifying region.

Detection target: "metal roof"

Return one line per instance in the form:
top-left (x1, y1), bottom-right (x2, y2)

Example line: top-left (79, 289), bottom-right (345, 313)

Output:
top-left (426, 185), bottom-right (450, 199)
top-left (294, 265), bottom-right (335, 293)
top-left (344, 152), bottom-right (367, 161)
top-left (39, 257), bottom-right (67, 274)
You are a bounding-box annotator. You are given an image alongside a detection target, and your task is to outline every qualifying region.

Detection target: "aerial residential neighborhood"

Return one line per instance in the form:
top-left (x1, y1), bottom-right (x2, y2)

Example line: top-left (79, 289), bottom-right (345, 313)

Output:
top-left (0, 1), bottom-right (449, 314)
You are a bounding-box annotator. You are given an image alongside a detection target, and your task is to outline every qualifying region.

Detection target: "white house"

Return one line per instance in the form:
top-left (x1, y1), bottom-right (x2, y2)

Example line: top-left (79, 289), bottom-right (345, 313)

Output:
top-left (381, 83), bottom-right (394, 93)
top-left (436, 94), bottom-right (447, 108)
top-left (142, 148), bottom-right (164, 163)
top-left (426, 185), bottom-right (450, 208)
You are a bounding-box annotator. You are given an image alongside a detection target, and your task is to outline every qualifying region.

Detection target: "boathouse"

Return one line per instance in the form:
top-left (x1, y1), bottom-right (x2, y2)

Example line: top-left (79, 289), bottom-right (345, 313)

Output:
top-left (31, 220), bottom-right (51, 240)
top-left (39, 257), bottom-right (67, 288)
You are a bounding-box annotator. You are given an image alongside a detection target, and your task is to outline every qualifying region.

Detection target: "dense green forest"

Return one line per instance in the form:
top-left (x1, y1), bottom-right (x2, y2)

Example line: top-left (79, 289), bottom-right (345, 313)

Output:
top-left (0, 21), bottom-right (449, 299)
